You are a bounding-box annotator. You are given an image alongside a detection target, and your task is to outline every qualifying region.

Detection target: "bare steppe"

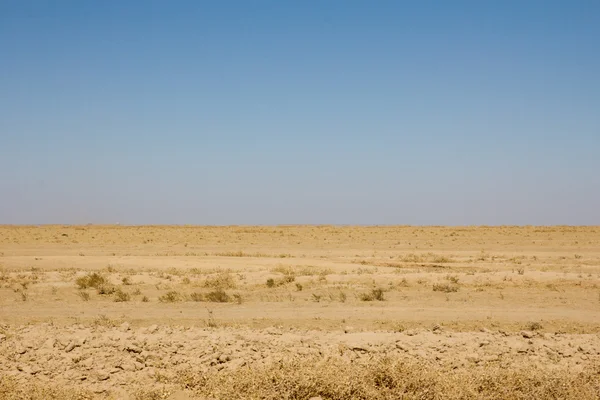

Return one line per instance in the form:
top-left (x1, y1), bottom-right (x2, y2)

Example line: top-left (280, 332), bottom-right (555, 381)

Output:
top-left (1, 225), bottom-right (599, 399)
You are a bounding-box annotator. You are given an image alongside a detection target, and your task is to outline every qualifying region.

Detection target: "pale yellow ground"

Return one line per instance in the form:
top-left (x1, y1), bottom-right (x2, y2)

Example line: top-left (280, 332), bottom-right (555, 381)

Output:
top-left (2, 225), bottom-right (600, 399)
top-left (1, 225), bottom-right (599, 333)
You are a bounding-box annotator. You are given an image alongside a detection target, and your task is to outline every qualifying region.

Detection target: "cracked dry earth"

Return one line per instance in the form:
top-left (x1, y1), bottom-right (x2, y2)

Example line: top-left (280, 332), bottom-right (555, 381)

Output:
top-left (1, 225), bottom-right (600, 398)
top-left (2, 323), bottom-right (599, 398)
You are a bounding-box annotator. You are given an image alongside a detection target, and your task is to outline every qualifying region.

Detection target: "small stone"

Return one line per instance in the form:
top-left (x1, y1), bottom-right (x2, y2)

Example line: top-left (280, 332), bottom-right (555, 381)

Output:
top-left (395, 342), bottom-right (408, 351)
top-left (65, 342), bottom-right (78, 353)
top-left (559, 348), bottom-right (574, 357)
top-left (92, 386), bottom-right (107, 394)
top-left (126, 344), bottom-right (142, 353)
top-left (515, 344), bottom-right (529, 354)
top-left (227, 358), bottom-right (246, 370)
top-left (97, 372), bottom-right (110, 381)
top-left (521, 331), bottom-right (534, 339)
top-left (482, 354), bottom-right (499, 362)
top-left (218, 354), bottom-right (230, 363)
top-left (344, 326), bottom-right (355, 334)
top-left (412, 350), bottom-right (428, 359)
top-left (17, 365), bottom-right (32, 374)
top-left (577, 345), bottom-right (589, 354)
top-left (42, 338), bottom-right (56, 349)
top-left (265, 327), bottom-right (282, 335)
top-left (121, 362), bottom-right (136, 372)
top-left (119, 322), bottom-right (131, 332)
top-left (147, 324), bottom-right (159, 334)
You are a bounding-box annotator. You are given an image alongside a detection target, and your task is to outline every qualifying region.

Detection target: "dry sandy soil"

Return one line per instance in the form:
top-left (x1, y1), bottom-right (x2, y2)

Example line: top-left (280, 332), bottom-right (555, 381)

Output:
top-left (1, 225), bottom-right (600, 399)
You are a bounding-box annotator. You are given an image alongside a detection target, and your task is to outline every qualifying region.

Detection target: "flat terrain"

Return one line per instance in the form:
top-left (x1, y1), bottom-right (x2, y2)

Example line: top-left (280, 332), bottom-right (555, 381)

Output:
top-left (1, 225), bottom-right (600, 399)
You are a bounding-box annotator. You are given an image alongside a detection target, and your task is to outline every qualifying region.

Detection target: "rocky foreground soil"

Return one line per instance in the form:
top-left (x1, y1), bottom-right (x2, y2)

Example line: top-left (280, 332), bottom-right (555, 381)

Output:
top-left (1, 323), bottom-right (599, 398)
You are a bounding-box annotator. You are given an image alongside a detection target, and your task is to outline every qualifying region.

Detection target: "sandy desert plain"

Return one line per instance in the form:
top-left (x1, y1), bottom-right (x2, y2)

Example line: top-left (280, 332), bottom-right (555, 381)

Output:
top-left (0, 225), bottom-right (599, 399)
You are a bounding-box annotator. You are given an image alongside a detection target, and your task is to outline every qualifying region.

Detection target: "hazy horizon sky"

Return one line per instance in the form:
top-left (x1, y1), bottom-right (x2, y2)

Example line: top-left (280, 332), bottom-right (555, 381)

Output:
top-left (1, 1), bottom-right (599, 225)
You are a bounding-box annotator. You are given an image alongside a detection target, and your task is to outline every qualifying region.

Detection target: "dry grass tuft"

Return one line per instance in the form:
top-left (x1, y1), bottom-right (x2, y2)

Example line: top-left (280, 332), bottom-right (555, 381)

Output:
top-left (174, 357), bottom-right (600, 400)
top-left (77, 290), bottom-right (90, 301)
top-left (190, 292), bottom-right (204, 302)
top-left (0, 376), bottom-right (95, 400)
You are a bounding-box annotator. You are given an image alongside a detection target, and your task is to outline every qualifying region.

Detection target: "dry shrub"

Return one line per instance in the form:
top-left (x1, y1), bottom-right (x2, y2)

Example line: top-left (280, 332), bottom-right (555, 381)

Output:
top-left (113, 288), bottom-right (131, 302)
top-left (433, 283), bottom-right (459, 293)
top-left (526, 321), bottom-right (543, 331)
top-left (190, 292), bottom-right (204, 302)
top-left (175, 356), bottom-right (600, 400)
top-left (232, 293), bottom-right (243, 304)
top-left (17, 289), bottom-right (28, 302)
top-left (159, 291), bottom-right (183, 303)
top-left (398, 253), bottom-right (423, 263)
top-left (204, 272), bottom-right (236, 289)
top-left (280, 273), bottom-right (296, 284)
top-left (92, 314), bottom-right (120, 328)
top-left (205, 289), bottom-right (230, 303)
top-left (132, 387), bottom-right (172, 400)
top-left (213, 250), bottom-right (249, 257)
top-left (0, 376), bottom-right (94, 400)
top-left (267, 274), bottom-right (295, 288)
top-left (296, 265), bottom-right (333, 276)
top-left (96, 283), bottom-right (116, 295)
top-left (75, 272), bottom-right (106, 289)
top-left (360, 288), bottom-right (385, 301)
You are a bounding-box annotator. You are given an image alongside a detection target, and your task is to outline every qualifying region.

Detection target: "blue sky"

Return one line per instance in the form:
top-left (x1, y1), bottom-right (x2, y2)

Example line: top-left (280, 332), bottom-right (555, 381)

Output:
top-left (1, 1), bottom-right (599, 225)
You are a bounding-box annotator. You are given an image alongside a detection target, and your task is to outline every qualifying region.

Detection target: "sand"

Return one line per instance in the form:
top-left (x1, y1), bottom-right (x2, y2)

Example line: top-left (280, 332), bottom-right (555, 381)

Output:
top-left (1, 225), bottom-right (599, 398)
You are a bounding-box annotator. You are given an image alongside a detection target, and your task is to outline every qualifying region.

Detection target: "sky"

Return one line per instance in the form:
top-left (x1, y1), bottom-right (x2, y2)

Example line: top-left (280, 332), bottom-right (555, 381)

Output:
top-left (1, 1), bottom-right (599, 225)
